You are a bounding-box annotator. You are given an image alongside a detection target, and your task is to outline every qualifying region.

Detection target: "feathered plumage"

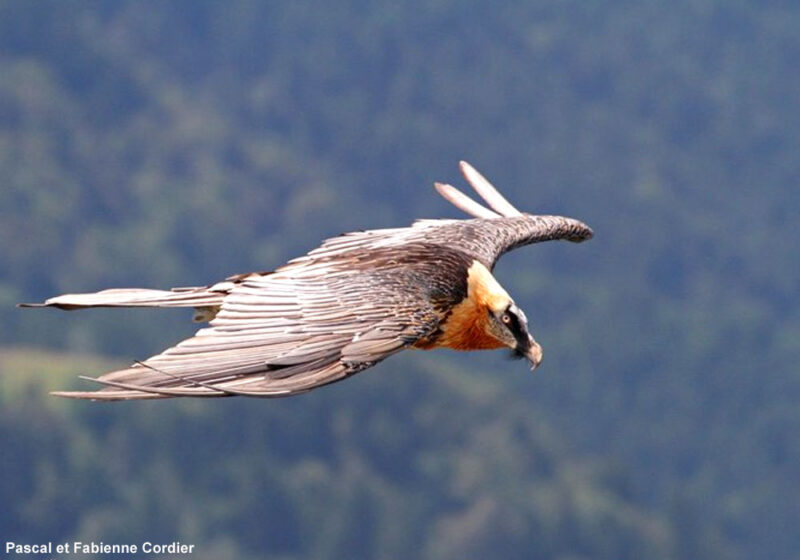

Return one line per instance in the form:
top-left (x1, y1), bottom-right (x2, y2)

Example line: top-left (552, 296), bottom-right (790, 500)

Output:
top-left (21, 161), bottom-right (592, 400)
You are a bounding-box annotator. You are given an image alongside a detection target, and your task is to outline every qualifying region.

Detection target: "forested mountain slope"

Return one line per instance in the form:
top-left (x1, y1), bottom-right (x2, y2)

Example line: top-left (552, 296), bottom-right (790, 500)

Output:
top-left (1, 2), bottom-right (797, 558)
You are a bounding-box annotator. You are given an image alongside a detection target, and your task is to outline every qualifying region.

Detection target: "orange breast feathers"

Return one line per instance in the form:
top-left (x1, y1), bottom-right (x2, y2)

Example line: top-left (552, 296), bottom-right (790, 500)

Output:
top-left (418, 260), bottom-right (511, 351)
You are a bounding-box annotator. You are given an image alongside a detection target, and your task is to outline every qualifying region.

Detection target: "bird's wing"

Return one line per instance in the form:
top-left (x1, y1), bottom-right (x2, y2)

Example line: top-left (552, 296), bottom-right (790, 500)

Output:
top-left (425, 161), bottom-right (593, 267)
top-left (293, 161), bottom-right (593, 270)
top-left (413, 214), bottom-right (594, 270)
top-left (53, 264), bottom-right (440, 400)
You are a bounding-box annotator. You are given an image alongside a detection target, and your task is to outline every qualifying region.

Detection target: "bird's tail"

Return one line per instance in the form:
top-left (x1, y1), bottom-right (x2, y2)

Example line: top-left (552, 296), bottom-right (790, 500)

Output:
top-left (18, 286), bottom-right (226, 322)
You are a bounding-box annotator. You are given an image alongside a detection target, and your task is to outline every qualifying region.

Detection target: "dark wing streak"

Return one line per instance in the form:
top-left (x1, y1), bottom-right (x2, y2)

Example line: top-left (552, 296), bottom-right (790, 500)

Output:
top-left (51, 383), bottom-right (165, 401)
top-left (77, 376), bottom-right (223, 397)
top-left (54, 371), bottom-right (296, 400)
top-left (133, 360), bottom-right (264, 397)
top-left (80, 375), bottom-right (293, 399)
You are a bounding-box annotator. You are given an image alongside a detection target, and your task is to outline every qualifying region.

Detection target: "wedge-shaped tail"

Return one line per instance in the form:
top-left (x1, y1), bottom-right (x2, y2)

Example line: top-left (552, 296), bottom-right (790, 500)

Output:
top-left (18, 285), bottom-right (229, 322)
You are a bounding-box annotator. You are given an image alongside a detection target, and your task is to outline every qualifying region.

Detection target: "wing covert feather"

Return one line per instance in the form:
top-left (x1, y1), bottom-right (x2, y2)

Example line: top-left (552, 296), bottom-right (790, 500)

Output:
top-left (62, 261), bottom-right (442, 400)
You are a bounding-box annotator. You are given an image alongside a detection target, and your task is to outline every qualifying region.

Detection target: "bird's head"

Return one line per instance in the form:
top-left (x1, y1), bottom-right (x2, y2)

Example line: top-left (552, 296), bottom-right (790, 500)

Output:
top-left (485, 301), bottom-right (542, 371)
top-left (456, 260), bottom-right (543, 371)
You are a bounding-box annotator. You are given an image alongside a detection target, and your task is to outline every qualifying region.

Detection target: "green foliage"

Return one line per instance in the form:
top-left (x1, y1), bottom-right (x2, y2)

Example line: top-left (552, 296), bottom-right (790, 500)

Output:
top-left (0, 1), bottom-right (798, 558)
top-left (2, 349), bottom-right (684, 560)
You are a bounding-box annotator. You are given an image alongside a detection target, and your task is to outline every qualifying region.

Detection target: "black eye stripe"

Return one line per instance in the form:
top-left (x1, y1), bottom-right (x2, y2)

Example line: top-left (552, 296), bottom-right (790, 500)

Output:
top-left (490, 308), bottom-right (525, 334)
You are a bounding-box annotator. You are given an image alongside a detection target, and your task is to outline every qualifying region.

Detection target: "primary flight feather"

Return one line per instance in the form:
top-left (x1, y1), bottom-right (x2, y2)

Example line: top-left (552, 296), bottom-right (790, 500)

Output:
top-left (21, 162), bottom-right (593, 400)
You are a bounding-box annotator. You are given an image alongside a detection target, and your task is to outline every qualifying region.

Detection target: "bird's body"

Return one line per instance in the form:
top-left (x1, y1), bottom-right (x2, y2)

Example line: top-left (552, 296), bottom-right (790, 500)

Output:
top-left (22, 162), bottom-right (592, 400)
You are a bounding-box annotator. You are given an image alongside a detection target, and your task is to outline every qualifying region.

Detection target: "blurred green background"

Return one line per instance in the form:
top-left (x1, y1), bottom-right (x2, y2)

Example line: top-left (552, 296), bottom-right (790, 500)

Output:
top-left (1, 1), bottom-right (798, 558)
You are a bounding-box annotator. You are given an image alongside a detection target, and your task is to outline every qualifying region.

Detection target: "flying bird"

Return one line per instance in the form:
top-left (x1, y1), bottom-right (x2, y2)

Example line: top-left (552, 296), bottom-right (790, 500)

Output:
top-left (21, 162), bottom-right (593, 400)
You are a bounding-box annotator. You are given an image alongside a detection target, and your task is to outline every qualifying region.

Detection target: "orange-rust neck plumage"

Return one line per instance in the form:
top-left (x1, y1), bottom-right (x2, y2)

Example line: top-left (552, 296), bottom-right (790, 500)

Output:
top-left (415, 260), bottom-right (510, 351)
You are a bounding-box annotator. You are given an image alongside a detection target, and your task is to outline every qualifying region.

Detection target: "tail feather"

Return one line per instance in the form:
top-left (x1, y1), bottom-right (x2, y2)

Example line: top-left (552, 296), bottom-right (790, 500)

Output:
top-left (18, 287), bottom-right (226, 311)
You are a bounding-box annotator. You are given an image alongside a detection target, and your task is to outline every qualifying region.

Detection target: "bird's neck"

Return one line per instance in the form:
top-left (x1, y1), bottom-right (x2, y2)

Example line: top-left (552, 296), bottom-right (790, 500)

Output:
top-left (415, 260), bottom-right (509, 351)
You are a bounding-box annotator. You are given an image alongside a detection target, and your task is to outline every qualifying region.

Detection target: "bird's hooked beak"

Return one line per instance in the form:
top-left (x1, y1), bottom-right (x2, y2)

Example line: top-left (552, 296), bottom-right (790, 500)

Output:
top-left (501, 302), bottom-right (542, 371)
top-left (520, 335), bottom-right (543, 372)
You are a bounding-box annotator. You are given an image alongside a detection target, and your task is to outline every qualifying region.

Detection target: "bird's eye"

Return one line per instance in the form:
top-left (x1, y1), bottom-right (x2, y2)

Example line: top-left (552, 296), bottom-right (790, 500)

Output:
top-left (501, 313), bottom-right (511, 324)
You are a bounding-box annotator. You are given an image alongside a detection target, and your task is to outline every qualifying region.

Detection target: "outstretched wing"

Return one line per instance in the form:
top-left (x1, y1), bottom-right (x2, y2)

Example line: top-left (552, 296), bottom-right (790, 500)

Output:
top-left (424, 161), bottom-right (593, 267)
top-left (292, 161), bottom-right (593, 270)
top-left (54, 260), bottom-right (442, 400)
